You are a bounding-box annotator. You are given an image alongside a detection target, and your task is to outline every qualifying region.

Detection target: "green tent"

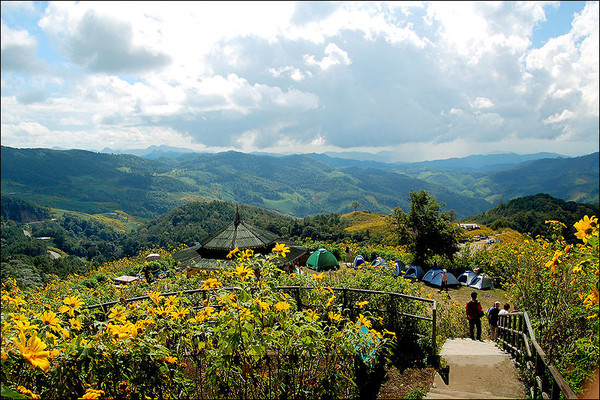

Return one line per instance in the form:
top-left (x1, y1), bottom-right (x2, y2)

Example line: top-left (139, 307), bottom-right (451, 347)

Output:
top-left (306, 248), bottom-right (339, 271)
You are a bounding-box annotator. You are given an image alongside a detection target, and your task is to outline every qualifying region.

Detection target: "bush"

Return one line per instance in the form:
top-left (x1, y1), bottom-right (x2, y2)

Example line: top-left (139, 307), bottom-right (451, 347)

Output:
top-left (2, 245), bottom-right (418, 399)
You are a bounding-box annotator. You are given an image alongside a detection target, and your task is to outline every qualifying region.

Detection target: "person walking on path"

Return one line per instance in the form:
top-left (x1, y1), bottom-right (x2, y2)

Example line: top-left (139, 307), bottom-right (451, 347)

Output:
top-left (488, 301), bottom-right (501, 340)
top-left (499, 303), bottom-right (510, 315)
top-left (466, 292), bottom-right (483, 341)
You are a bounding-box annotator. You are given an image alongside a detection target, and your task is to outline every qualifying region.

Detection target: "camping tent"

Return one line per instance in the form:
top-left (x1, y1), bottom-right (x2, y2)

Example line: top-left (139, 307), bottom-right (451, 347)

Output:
top-left (370, 257), bottom-right (388, 267)
top-left (404, 265), bottom-right (425, 280)
top-left (394, 260), bottom-right (405, 277)
top-left (306, 249), bottom-right (339, 271)
top-left (422, 268), bottom-right (442, 283)
top-left (353, 255), bottom-right (366, 269)
top-left (429, 270), bottom-right (459, 288)
top-left (469, 273), bottom-right (494, 290)
top-left (457, 270), bottom-right (478, 286)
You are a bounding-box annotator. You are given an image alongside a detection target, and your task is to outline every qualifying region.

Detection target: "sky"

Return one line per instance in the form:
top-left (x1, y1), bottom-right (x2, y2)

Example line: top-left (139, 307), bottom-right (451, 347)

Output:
top-left (1, 1), bottom-right (598, 163)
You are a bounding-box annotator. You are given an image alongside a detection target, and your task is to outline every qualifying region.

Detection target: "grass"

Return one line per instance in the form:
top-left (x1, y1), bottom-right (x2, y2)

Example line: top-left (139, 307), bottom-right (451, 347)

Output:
top-left (341, 211), bottom-right (388, 236)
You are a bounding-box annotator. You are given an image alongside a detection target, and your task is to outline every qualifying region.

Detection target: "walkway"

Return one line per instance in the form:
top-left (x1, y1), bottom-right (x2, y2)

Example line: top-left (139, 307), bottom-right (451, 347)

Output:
top-left (426, 338), bottom-right (526, 399)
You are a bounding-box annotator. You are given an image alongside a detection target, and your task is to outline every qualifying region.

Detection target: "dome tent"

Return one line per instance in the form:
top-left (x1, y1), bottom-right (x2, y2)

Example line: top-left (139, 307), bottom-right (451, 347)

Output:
top-left (457, 270), bottom-right (478, 286)
top-left (394, 260), bottom-right (405, 277)
top-left (422, 268), bottom-right (442, 284)
top-left (428, 270), bottom-right (459, 288)
top-left (306, 249), bottom-right (339, 272)
top-left (370, 257), bottom-right (388, 267)
top-left (469, 273), bottom-right (494, 290)
top-left (404, 265), bottom-right (425, 280)
top-left (353, 254), bottom-right (366, 269)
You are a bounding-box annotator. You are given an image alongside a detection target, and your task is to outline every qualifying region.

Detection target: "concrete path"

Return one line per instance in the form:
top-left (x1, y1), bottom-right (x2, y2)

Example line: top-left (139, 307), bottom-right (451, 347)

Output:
top-left (426, 338), bottom-right (526, 399)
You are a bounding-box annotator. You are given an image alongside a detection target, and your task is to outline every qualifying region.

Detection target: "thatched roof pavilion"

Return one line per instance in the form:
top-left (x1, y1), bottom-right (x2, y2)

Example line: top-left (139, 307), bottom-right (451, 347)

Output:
top-left (173, 207), bottom-right (308, 271)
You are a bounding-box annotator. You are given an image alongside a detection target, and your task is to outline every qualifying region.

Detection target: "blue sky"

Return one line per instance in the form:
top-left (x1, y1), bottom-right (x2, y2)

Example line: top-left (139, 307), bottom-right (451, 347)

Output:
top-left (1, 1), bottom-right (598, 162)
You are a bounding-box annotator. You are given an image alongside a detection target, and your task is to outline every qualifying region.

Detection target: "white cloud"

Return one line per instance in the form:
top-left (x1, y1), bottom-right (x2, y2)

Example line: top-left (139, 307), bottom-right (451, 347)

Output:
top-left (1, 1), bottom-right (598, 160)
top-left (470, 97), bottom-right (494, 111)
top-left (304, 43), bottom-right (352, 71)
top-left (0, 20), bottom-right (44, 73)
top-left (544, 109), bottom-right (575, 124)
top-left (311, 134), bottom-right (326, 146)
top-left (267, 66), bottom-right (306, 81)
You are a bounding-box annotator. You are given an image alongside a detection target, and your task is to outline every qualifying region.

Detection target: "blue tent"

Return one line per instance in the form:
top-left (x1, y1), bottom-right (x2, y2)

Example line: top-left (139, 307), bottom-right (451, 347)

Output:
top-left (370, 257), bottom-right (388, 267)
top-left (353, 254), bottom-right (366, 269)
top-left (429, 270), bottom-right (459, 287)
top-left (404, 265), bottom-right (425, 280)
top-left (394, 260), bottom-right (405, 277)
top-left (457, 270), bottom-right (478, 286)
top-left (422, 268), bottom-right (442, 283)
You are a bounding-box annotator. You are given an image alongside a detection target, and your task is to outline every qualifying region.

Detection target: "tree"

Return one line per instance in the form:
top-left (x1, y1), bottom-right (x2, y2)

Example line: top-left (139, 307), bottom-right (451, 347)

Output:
top-left (352, 201), bottom-right (360, 212)
top-left (387, 190), bottom-right (460, 265)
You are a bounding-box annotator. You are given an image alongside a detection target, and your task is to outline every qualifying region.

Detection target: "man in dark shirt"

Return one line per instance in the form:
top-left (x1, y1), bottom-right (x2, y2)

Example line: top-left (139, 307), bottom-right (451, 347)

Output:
top-left (466, 292), bottom-right (483, 340)
top-left (488, 301), bottom-right (501, 340)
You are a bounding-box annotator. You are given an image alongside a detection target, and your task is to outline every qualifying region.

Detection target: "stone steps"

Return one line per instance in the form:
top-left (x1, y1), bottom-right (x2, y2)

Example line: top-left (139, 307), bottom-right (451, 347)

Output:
top-left (425, 339), bottom-right (526, 399)
top-left (426, 376), bottom-right (512, 399)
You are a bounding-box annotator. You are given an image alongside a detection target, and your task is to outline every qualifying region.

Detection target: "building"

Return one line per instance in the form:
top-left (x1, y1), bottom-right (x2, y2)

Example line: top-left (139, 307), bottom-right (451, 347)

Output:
top-left (173, 208), bottom-right (308, 275)
top-left (458, 223), bottom-right (481, 231)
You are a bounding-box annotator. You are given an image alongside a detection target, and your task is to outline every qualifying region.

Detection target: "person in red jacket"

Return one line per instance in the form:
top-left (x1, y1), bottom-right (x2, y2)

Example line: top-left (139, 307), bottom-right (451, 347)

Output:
top-left (466, 291), bottom-right (483, 341)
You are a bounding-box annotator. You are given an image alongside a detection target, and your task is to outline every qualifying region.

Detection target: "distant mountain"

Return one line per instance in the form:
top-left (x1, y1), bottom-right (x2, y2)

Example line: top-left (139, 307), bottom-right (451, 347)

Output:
top-left (489, 152), bottom-right (599, 204)
top-left (171, 150), bottom-right (493, 217)
top-left (400, 152), bottom-right (566, 172)
top-left (101, 145), bottom-right (197, 159)
top-left (309, 151), bottom-right (567, 173)
top-left (1, 146), bottom-right (492, 219)
top-left (1, 146), bottom-right (188, 217)
top-left (306, 153), bottom-right (398, 170)
top-left (2, 146), bottom-right (596, 222)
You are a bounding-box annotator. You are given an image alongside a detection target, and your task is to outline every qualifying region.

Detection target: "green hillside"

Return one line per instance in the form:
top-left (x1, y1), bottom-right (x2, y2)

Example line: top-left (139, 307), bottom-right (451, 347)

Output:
top-left (488, 152), bottom-right (599, 203)
top-left (403, 152), bottom-right (599, 205)
top-left (1, 196), bottom-right (51, 222)
top-left (1, 146), bottom-right (492, 219)
top-left (1, 146), bottom-right (192, 217)
top-left (468, 193), bottom-right (599, 241)
top-left (2, 147), bottom-right (596, 223)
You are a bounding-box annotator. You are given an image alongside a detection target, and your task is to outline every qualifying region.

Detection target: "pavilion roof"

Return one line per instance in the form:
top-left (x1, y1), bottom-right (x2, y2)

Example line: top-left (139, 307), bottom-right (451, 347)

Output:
top-left (199, 219), bottom-right (279, 250)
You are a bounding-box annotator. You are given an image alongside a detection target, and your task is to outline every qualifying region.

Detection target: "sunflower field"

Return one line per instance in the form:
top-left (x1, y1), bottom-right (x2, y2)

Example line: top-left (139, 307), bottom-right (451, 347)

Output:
top-left (1, 243), bottom-right (432, 400)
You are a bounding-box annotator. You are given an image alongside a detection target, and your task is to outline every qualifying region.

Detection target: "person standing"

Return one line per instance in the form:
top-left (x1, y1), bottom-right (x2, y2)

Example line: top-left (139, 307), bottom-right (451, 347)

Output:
top-left (439, 269), bottom-right (448, 293)
top-left (488, 301), bottom-right (501, 340)
top-left (499, 303), bottom-right (510, 315)
top-left (466, 292), bottom-right (483, 341)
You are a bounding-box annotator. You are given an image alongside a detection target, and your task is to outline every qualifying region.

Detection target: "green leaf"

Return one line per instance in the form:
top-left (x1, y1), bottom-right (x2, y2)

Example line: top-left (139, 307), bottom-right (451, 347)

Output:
top-left (1, 385), bottom-right (28, 399)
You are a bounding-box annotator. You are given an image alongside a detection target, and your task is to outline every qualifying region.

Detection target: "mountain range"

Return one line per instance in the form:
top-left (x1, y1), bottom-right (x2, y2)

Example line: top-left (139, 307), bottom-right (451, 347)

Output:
top-left (1, 146), bottom-right (597, 221)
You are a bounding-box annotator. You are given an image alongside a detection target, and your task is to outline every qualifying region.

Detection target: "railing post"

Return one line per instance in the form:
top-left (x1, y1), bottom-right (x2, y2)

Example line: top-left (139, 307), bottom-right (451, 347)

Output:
top-left (431, 301), bottom-right (437, 352)
top-left (550, 379), bottom-right (560, 400)
top-left (295, 287), bottom-right (302, 310)
top-left (519, 315), bottom-right (526, 367)
top-left (512, 314), bottom-right (518, 358)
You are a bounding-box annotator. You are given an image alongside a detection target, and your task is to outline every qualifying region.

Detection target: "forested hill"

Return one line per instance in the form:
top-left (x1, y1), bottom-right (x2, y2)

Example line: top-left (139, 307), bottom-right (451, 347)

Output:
top-left (488, 152), bottom-right (599, 204)
top-left (1, 146), bottom-right (491, 219)
top-left (468, 193), bottom-right (599, 241)
top-left (2, 146), bottom-right (597, 221)
top-left (1, 196), bottom-right (51, 223)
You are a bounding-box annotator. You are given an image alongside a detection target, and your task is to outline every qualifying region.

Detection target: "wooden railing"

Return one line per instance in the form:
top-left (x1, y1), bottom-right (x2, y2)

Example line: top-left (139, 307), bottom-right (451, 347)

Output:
top-left (497, 312), bottom-right (578, 400)
top-left (85, 285), bottom-right (437, 347)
